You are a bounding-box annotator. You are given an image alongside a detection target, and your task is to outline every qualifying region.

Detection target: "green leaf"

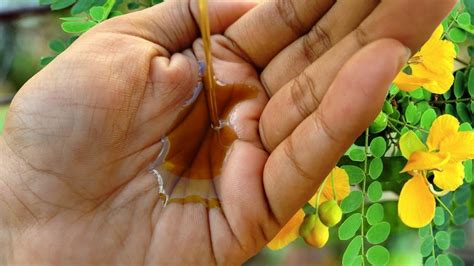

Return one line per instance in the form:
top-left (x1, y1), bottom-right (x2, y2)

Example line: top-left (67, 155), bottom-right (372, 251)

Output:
top-left (447, 254), bottom-right (464, 266)
top-left (366, 222), bottom-right (390, 244)
top-left (366, 245), bottom-right (390, 266)
top-left (128, 2), bottom-right (141, 9)
top-left (453, 205), bottom-right (469, 225)
top-left (382, 101), bottom-right (394, 115)
top-left (151, 0), bottom-right (163, 4)
top-left (342, 165), bottom-right (365, 185)
top-left (338, 213), bottom-right (362, 241)
top-left (454, 71), bottom-right (465, 99)
top-left (464, 160), bottom-right (473, 183)
top-left (40, 0), bottom-right (55, 5)
top-left (342, 236), bottom-right (363, 266)
top-left (425, 256), bottom-right (436, 266)
top-left (459, 122), bottom-right (473, 131)
top-left (366, 203), bottom-right (384, 225)
top-left (370, 137), bottom-right (387, 158)
top-left (349, 149), bottom-right (365, 162)
top-left (456, 103), bottom-right (471, 123)
top-left (90, 6), bottom-right (107, 22)
top-left (454, 184), bottom-right (471, 204)
top-left (370, 112), bottom-right (388, 134)
top-left (433, 207), bottom-right (446, 226)
top-left (369, 158), bottom-right (383, 180)
top-left (448, 27), bottom-right (468, 43)
top-left (399, 130), bottom-right (427, 159)
top-left (48, 39), bottom-right (67, 53)
top-left (445, 104), bottom-right (456, 116)
top-left (419, 225), bottom-right (430, 238)
top-left (450, 229), bottom-right (465, 248)
top-left (437, 254), bottom-right (453, 266)
top-left (409, 88), bottom-right (425, 100)
top-left (420, 235), bottom-right (434, 257)
top-left (405, 103), bottom-right (418, 124)
top-left (367, 181), bottom-right (383, 202)
top-left (59, 16), bottom-right (85, 21)
top-left (351, 256), bottom-right (363, 266)
top-left (457, 11), bottom-right (471, 26)
top-left (341, 191), bottom-right (364, 213)
top-left (61, 20), bottom-right (97, 33)
top-left (51, 0), bottom-right (77, 10)
top-left (435, 231), bottom-right (450, 250)
top-left (71, 0), bottom-right (95, 15)
top-left (421, 109), bottom-right (437, 129)
top-left (468, 69), bottom-right (474, 97)
top-left (40, 56), bottom-right (55, 67)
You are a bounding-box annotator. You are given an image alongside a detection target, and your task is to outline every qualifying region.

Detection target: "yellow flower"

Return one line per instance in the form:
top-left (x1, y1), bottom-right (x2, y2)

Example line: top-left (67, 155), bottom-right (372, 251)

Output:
top-left (267, 167), bottom-right (350, 250)
top-left (393, 25), bottom-right (455, 94)
top-left (398, 115), bottom-right (474, 228)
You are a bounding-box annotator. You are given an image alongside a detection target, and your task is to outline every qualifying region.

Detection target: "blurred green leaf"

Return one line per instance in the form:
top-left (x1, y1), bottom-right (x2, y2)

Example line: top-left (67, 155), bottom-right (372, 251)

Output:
top-left (448, 28), bottom-right (467, 43)
top-left (454, 71), bottom-right (465, 99)
top-left (450, 229), bottom-right (465, 248)
top-left (435, 231), bottom-right (450, 250)
top-left (433, 207), bottom-right (445, 226)
top-left (342, 236), bottom-right (362, 266)
top-left (366, 222), bottom-right (390, 244)
top-left (51, 0), bottom-right (77, 10)
top-left (420, 235), bottom-right (434, 257)
top-left (349, 149), bottom-right (365, 162)
top-left (366, 245), bottom-right (390, 265)
top-left (61, 20), bottom-right (97, 33)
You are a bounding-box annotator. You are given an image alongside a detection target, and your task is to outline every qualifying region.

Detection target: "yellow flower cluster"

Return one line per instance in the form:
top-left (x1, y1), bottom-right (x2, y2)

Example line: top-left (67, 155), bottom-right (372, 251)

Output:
top-left (394, 25), bottom-right (456, 94)
top-left (267, 167), bottom-right (350, 250)
top-left (398, 115), bottom-right (474, 228)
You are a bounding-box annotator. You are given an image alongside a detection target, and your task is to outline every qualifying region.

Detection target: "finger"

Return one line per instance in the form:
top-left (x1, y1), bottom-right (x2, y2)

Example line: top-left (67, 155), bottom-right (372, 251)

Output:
top-left (260, 0), bottom-right (379, 95)
top-left (94, 0), bottom-right (259, 53)
top-left (263, 39), bottom-right (410, 224)
top-left (260, 0), bottom-right (456, 151)
top-left (225, 0), bottom-right (336, 68)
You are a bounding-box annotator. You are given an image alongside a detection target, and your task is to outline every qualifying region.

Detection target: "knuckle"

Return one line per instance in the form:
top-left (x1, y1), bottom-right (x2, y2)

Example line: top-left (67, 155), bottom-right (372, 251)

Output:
top-left (302, 24), bottom-right (332, 62)
top-left (311, 111), bottom-right (340, 145)
top-left (354, 26), bottom-right (370, 48)
top-left (275, 0), bottom-right (307, 36)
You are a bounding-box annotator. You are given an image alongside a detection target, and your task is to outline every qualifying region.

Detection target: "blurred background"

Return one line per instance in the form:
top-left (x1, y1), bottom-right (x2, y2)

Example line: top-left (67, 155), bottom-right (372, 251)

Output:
top-left (0, 1), bottom-right (473, 265)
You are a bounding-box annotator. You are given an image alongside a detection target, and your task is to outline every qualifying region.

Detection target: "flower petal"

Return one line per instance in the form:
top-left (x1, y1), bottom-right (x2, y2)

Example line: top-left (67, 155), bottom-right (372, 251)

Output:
top-left (399, 130), bottom-right (428, 159)
top-left (398, 175), bottom-right (436, 228)
top-left (402, 151), bottom-right (450, 173)
top-left (393, 72), bottom-right (433, 92)
top-left (310, 167), bottom-right (350, 206)
top-left (440, 132), bottom-right (474, 162)
top-left (433, 162), bottom-right (465, 192)
top-left (427, 115), bottom-right (459, 151)
top-left (267, 209), bottom-right (305, 250)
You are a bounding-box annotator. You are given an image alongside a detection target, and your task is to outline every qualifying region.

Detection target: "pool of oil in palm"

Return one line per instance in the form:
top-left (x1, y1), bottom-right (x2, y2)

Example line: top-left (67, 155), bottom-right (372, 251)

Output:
top-left (149, 0), bottom-right (256, 208)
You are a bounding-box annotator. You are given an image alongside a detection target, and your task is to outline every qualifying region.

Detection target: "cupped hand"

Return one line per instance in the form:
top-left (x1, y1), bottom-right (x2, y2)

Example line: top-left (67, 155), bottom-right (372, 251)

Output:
top-left (0, 0), bottom-right (455, 264)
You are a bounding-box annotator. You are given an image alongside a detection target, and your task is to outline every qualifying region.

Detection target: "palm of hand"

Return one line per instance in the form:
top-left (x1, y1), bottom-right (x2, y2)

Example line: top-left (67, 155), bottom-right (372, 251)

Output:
top-left (3, 9), bottom-right (273, 266)
top-left (0, 0), bottom-right (454, 265)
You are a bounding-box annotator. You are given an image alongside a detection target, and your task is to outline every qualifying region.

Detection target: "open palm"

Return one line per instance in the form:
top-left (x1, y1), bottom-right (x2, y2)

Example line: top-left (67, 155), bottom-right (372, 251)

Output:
top-left (0, 0), bottom-right (454, 264)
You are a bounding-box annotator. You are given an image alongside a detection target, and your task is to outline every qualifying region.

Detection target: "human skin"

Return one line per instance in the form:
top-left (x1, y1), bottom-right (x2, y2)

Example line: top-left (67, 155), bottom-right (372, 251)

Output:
top-left (0, 0), bottom-right (455, 265)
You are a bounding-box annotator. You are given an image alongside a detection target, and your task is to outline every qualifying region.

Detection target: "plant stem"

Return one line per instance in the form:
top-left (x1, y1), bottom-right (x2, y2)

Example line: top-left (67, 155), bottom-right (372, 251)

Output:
top-left (360, 129), bottom-right (370, 266)
top-left (435, 195), bottom-right (454, 218)
top-left (431, 97), bottom-right (474, 105)
top-left (315, 175), bottom-right (330, 214)
top-left (429, 223), bottom-right (436, 260)
top-left (387, 117), bottom-right (429, 133)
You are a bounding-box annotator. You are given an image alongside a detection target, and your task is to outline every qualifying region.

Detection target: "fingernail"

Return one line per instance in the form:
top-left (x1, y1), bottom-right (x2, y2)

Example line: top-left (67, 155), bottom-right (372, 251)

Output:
top-left (399, 46), bottom-right (412, 68)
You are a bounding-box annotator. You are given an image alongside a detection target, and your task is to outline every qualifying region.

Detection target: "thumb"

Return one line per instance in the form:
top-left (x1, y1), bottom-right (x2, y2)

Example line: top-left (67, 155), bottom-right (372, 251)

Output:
top-left (264, 39), bottom-right (411, 225)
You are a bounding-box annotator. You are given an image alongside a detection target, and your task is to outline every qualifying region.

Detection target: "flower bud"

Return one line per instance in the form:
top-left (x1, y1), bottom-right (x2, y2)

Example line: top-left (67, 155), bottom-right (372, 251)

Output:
top-left (299, 214), bottom-right (317, 237)
top-left (318, 200), bottom-right (343, 227)
top-left (302, 216), bottom-right (329, 248)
